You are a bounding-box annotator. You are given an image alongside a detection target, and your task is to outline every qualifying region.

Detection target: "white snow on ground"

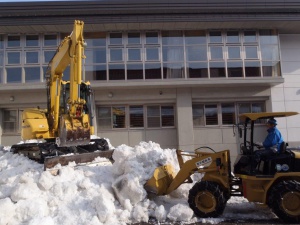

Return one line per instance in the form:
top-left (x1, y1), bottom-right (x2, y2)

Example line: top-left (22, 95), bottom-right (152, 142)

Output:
top-left (0, 140), bottom-right (277, 225)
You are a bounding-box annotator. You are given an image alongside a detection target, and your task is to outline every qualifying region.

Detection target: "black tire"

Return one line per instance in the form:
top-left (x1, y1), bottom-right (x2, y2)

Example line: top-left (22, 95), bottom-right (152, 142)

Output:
top-left (95, 139), bottom-right (109, 151)
top-left (268, 180), bottom-right (300, 224)
top-left (188, 181), bottom-right (226, 218)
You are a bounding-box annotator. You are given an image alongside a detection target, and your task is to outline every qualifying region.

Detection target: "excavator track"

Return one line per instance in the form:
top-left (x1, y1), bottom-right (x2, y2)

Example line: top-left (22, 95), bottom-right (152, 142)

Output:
top-left (10, 138), bottom-right (113, 170)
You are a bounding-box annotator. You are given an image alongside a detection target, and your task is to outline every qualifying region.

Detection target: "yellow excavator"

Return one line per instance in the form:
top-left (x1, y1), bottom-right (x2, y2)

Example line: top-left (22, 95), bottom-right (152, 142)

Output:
top-left (11, 20), bottom-right (113, 169)
top-left (145, 112), bottom-right (300, 223)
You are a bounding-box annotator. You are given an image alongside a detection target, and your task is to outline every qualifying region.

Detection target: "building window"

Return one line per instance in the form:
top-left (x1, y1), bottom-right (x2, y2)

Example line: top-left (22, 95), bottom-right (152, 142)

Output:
top-left (7, 52), bottom-right (21, 64)
top-left (7, 36), bottom-right (20, 48)
top-left (193, 101), bottom-right (265, 126)
top-left (98, 107), bottom-right (111, 129)
top-left (97, 105), bottom-right (175, 130)
top-left (130, 106), bottom-right (144, 127)
top-left (44, 34), bottom-right (57, 46)
top-left (26, 35), bottom-right (39, 47)
top-left (24, 67), bottom-right (40, 82)
top-left (0, 29), bottom-right (281, 84)
top-left (97, 106), bottom-right (126, 129)
top-left (112, 106), bottom-right (126, 128)
top-left (221, 103), bottom-right (236, 125)
top-left (205, 104), bottom-right (218, 125)
top-left (147, 105), bottom-right (175, 128)
top-left (3, 109), bottom-right (22, 133)
top-left (6, 67), bottom-right (22, 83)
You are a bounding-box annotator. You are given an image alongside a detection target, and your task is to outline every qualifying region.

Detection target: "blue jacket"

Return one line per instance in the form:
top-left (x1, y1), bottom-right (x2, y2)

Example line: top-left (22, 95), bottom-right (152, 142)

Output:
top-left (263, 127), bottom-right (283, 153)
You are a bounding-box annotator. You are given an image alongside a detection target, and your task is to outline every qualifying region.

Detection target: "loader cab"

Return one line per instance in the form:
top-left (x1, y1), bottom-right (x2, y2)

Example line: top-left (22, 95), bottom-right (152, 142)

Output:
top-left (233, 111), bottom-right (299, 176)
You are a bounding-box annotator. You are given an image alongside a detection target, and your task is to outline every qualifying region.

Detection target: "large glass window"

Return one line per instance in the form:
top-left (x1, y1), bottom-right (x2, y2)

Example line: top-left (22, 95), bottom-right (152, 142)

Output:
top-left (146, 32), bottom-right (159, 44)
top-left (146, 48), bottom-right (159, 61)
top-left (97, 105), bottom-right (174, 130)
top-left (110, 49), bottom-right (123, 62)
top-left (113, 106), bottom-right (126, 128)
top-left (98, 107), bottom-right (111, 129)
top-left (128, 33), bottom-right (141, 45)
top-left (8, 36), bottom-right (20, 48)
top-left (192, 104), bottom-right (204, 126)
top-left (245, 61), bottom-right (261, 77)
top-left (24, 67), bottom-right (40, 82)
top-left (127, 63), bottom-right (143, 80)
top-left (221, 103), bottom-right (235, 124)
top-left (110, 33), bottom-right (122, 45)
top-left (185, 30), bottom-right (206, 45)
top-left (3, 110), bottom-right (17, 133)
top-left (7, 52), bottom-right (21, 64)
top-left (186, 46), bottom-right (207, 61)
top-left (6, 67), bottom-right (22, 83)
top-left (193, 101), bottom-right (265, 126)
top-left (210, 62), bottom-right (226, 78)
top-left (26, 35), bottom-right (39, 47)
top-left (85, 65), bottom-right (106, 81)
top-left (26, 51), bottom-right (39, 64)
top-left (244, 31), bottom-right (257, 43)
top-left (86, 49), bottom-right (106, 64)
top-left (209, 31), bottom-right (222, 43)
top-left (227, 31), bottom-right (240, 43)
top-left (130, 106), bottom-right (144, 127)
top-left (205, 105), bottom-right (218, 125)
top-left (44, 50), bottom-right (56, 63)
top-left (145, 63), bottom-right (161, 79)
top-left (44, 34), bottom-right (57, 46)
top-left (227, 61), bottom-right (243, 77)
top-left (187, 62), bottom-right (208, 78)
top-left (85, 32), bottom-right (106, 47)
top-left (0, 29), bottom-right (281, 84)
top-left (108, 64), bottom-right (125, 80)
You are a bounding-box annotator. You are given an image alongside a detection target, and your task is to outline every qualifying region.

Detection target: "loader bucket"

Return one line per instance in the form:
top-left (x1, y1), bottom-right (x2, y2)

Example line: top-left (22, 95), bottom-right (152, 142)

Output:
top-left (144, 164), bottom-right (175, 195)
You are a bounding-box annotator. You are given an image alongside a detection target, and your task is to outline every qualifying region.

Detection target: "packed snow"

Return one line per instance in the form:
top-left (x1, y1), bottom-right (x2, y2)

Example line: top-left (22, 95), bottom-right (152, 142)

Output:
top-left (0, 139), bottom-right (278, 225)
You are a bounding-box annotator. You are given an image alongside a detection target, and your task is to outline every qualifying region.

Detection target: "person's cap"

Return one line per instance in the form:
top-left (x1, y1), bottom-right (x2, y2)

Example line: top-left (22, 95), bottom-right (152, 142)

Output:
top-left (267, 118), bottom-right (277, 125)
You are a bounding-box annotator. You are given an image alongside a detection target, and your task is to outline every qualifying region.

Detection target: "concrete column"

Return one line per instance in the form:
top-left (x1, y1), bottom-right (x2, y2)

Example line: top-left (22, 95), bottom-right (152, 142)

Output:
top-left (176, 88), bottom-right (194, 151)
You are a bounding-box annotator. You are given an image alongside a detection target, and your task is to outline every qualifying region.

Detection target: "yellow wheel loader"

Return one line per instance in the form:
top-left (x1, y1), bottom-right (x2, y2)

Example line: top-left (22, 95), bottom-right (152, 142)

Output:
top-left (145, 112), bottom-right (300, 223)
top-left (11, 21), bottom-right (113, 169)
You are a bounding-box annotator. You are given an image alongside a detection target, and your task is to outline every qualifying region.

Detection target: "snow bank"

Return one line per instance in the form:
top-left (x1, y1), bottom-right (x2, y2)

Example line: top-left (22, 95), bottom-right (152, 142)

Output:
top-left (0, 141), bottom-right (277, 225)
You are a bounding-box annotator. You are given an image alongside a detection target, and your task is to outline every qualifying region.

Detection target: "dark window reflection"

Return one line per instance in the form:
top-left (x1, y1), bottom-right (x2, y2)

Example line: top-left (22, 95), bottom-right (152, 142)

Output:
top-left (109, 64), bottom-right (125, 80)
top-left (210, 62), bottom-right (226, 78)
top-left (187, 62), bottom-right (208, 78)
top-left (127, 64), bottom-right (143, 79)
top-left (145, 63), bottom-right (161, 79)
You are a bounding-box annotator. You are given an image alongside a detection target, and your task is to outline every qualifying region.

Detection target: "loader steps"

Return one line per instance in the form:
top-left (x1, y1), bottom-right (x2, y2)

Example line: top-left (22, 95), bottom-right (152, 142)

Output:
top-left (230, 176), bottom-right (243, 196)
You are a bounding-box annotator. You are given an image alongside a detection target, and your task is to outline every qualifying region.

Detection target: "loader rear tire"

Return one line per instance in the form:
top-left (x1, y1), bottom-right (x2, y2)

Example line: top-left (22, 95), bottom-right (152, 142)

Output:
top-left (188, 181), bottom-right (226, 218)
top-left (268, 180), bottom-right (300, 224)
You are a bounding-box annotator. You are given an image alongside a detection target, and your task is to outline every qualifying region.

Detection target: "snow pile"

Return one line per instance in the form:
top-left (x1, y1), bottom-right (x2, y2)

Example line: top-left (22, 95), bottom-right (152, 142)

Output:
top-left (0, 141), bottom-right (277, 225)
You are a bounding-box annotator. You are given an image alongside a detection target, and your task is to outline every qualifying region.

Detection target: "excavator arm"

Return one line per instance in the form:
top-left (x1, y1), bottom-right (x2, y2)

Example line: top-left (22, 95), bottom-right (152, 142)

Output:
top-left (46, 20), bottom-right (90, 147)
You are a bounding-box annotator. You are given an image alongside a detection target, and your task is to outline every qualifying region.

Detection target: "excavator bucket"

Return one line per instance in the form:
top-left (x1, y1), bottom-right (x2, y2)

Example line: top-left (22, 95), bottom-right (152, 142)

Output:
top-left (44, 150), bottom-right (114, 170)
top-left (144, 164), bottom-right (175, 195)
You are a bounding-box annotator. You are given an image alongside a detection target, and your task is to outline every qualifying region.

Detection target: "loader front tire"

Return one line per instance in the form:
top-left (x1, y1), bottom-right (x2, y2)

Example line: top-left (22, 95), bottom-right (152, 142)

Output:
top-left (268, 180), bottom-right (300, 224)
top-left (188, 181), bottom-right (226, 218)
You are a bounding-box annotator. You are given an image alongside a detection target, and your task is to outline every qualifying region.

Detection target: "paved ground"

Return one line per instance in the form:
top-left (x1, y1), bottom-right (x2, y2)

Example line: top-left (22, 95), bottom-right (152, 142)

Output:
top-left (132, 218), bottom-right (290, 225)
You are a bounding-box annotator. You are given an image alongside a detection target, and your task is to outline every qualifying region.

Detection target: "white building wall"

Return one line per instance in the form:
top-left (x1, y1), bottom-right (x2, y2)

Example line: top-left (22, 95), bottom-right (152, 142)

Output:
top-left (277, 34), bottom-right (300, 147)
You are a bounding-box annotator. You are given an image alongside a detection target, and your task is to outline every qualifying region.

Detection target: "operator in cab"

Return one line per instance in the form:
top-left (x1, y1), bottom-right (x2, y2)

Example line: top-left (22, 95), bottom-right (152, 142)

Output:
top-left (251, 118), bottom-right (284, 173)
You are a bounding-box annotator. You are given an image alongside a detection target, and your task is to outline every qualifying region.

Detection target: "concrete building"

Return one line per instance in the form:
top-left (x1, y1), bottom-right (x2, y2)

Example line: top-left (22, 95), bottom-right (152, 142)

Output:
top-left (1, 0), bottom-right (300, 161)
